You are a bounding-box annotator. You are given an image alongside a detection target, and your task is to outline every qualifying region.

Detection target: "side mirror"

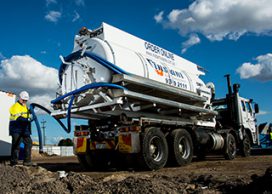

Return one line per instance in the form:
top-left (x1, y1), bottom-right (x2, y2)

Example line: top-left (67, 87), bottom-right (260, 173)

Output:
top-left (254, 104), bottom-right (259, 114)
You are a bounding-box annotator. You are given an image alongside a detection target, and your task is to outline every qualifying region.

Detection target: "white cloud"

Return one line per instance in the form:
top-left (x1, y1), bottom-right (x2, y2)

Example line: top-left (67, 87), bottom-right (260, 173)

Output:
top-left (258, 110), bottom-right (270, 115)
top-left (72, 11), bottom-right (80, 22)
top-left (154, 11), bottom-right (164, 23)
top-left (0, 55), bottom-right (58, 110)
top-left (168, 9), bottom-right (183, 23)
top-left (236, 53), bottom-right (272, 81)
top-left (156, 0), bottom-right (272, 41)
top-left (236, 63), bottom-right (262, 79)
top-left (0, 52), bottom-right (5, 60)
top-left (46, 0), bottom-right (57, 6)
top-left (45, 11), bottom-right (61, 23)
top-left (75, 0), bottom-right (85, 6)
top-left (182, 34), bottom-right (201, 53)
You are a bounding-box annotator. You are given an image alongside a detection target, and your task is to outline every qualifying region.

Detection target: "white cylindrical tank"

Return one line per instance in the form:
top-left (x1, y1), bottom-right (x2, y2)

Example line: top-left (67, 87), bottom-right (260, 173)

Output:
top-left (59, 23), bottom-right (211, 106)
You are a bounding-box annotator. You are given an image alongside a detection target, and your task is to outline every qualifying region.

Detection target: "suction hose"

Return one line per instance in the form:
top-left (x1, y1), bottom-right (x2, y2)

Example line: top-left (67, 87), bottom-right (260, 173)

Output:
top-left (29, 103), bottom-right (68, 153)
top-left (51, 82), bottom-right (127, 134)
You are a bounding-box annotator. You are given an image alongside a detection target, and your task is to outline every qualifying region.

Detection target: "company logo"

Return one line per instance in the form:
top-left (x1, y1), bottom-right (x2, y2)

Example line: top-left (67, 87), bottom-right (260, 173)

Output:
top-left (147, 58), bottom-right (184, 79)
top-left (147, 58), bottom-right (168, 76)
top-left (146, 58), bottom-right (188, 90)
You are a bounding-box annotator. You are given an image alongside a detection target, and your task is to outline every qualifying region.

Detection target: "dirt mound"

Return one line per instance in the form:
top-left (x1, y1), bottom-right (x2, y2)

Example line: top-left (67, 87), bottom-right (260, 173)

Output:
top-left (0, 164), bottom-right (67, 194)
top-left (0, 165), bottom-right (30, 193)
top-left (63, 172), bottom-right (215, 194)
top-left (0, 162), bottom-right (272, 194)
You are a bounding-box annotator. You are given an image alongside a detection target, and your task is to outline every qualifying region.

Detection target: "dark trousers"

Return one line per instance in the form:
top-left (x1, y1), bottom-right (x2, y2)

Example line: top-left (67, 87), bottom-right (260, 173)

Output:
top-left (10, 134), bottom-right (32, 164)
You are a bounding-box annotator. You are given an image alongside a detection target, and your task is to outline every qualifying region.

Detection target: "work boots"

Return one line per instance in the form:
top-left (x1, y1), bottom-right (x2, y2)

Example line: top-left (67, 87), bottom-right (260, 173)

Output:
top-left (10, 161), bottom-right (18, 166)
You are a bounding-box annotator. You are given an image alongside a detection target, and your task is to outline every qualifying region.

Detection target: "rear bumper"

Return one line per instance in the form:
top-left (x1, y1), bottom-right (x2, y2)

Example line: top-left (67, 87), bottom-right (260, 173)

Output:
top-left (73, 131), bottom-right (141, 155)
top-left (73, 137), bottom-right (115, 154)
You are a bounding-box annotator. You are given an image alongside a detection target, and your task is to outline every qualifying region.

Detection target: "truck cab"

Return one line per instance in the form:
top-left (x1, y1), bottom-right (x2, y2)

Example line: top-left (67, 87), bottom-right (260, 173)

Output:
top-left (212, 75), bottom-right (259, 156)
top-left (239, 97), bottom-right (259, 144)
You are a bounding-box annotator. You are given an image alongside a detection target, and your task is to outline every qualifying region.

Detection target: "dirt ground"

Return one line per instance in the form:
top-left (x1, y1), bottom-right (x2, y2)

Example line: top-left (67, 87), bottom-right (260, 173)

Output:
top-left (0, 154), bottom-right (272, 194)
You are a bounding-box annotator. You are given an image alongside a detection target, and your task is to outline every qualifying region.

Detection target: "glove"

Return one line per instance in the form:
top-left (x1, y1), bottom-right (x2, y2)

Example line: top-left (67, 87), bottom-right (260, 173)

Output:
top-left (28, 114), bottom-right (34, 122)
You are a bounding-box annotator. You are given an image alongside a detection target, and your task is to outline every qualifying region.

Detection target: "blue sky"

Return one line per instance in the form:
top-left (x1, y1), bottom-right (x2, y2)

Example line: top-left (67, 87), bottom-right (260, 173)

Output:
top-left (0, 0), bottom-right (272, 144)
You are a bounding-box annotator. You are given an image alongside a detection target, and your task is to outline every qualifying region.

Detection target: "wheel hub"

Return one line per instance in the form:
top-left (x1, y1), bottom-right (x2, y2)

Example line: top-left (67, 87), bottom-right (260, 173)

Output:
top-left (149, 137), bottom-right (163, 162)
top-left (178, 138), bottom-right (189, 159)
top-left (178, 144), bottom-right (183, 153)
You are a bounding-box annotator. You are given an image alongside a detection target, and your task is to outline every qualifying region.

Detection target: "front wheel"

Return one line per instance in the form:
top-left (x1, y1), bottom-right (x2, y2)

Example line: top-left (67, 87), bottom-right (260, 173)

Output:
top-left (224, 133), bottom-right (237, 160)
top-left (241, 133), bottom-right (251, 157)
top-left (140, 127), bottom-right (168, 170)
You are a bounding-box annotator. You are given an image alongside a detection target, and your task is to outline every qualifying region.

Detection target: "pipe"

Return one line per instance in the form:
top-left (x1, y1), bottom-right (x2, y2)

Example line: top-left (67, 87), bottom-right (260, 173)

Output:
top-left (29, 104), bottom-right (43, 153)
top-left (58, 50), bottom-right (129, 84)
top-left (29, 103), bottom-right (69, 152)
top-left (51, 82), bottom-right (127, 134)
top-left (224, 74), bottom-right (232, 95)
top-left (67, 95), bottom-right (75, 135)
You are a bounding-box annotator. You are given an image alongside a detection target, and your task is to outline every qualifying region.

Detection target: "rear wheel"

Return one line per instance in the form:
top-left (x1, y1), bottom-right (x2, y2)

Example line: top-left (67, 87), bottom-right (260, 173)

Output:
top-left (77, 154), bottom-right (92, 170)
top-left (85, 150), bottom-right (113, 170)
top-left (168, 129), bottom-right (193, 166)
top-left (224, 133), bottom-right (237, 160)
top-left (241, 133), bottom-right (251, 157)
top-left (140, 127), bottom-right (168, 170)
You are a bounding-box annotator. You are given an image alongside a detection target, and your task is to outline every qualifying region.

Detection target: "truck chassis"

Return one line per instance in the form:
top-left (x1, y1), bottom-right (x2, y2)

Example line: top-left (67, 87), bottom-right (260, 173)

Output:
top-left (52, 74), bottom-right (242, 170)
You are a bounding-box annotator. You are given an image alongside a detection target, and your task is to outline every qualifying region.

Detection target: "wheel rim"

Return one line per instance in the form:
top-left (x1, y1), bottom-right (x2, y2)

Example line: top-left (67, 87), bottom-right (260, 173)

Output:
top-left (178, 137), bottom-right (190, 159)
top-left (149, 136), bottom-right (163, 162)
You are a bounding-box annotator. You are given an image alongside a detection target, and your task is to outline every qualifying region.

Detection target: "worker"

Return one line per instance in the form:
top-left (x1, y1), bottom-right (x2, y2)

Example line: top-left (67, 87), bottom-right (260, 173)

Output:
top-left (9, 91), bottom-right (34, 166)
top-left (268, 124), bottom-right (272, 140)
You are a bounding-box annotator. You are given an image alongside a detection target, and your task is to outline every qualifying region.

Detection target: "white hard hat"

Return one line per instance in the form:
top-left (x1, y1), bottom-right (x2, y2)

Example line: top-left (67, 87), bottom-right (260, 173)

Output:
top-left (19, 91), bottom-right (29, 101)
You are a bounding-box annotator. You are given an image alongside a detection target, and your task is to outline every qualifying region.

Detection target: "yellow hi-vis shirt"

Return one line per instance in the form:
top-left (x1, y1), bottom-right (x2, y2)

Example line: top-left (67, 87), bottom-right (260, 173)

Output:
top-left (9, 101), bottom-right (29, 121)
top-left (270, 132), bottom-right (272, 141)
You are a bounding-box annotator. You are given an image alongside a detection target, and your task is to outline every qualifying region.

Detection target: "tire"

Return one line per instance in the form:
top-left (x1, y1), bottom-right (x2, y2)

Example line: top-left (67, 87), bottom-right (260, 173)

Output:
top-left (224, 133), bottom-right (237, 160)
top-left (168, 129), bottom-right (193, 166)
top-left (85, 150), bottom-right (113, 170)
top-left (241, 133), bottom-right (251, 157)
top-left (77, 154), bottom-right (92, 170)
top-left (140, 127), bottom-right (168, 170)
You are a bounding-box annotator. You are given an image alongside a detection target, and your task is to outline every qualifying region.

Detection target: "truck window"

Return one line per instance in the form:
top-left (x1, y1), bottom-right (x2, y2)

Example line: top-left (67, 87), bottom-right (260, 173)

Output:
top-left (241, 101), bottom-right (246, 112)
top-left (245, 102), bottom-right (252, 114)
top-left (213, 104), bottom-right (227, 110)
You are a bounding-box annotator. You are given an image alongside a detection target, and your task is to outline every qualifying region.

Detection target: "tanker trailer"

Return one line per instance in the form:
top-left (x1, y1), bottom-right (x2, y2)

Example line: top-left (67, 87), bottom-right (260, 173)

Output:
top-left (51, 23), bottom-right (244, 170)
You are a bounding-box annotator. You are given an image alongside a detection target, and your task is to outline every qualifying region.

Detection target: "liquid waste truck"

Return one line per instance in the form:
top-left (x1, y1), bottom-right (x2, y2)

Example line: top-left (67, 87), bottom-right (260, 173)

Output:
top-left (51, 23), bottom-right (259, 170)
